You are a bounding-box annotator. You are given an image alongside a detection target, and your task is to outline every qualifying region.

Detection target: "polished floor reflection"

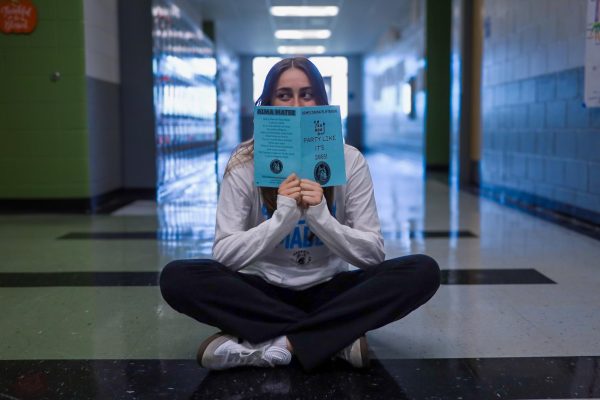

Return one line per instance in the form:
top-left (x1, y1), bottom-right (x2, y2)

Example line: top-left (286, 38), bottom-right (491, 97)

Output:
top-left (2, 357), bottom-right (599, 399)
top-left (1, 151), bottom-right (600, 399)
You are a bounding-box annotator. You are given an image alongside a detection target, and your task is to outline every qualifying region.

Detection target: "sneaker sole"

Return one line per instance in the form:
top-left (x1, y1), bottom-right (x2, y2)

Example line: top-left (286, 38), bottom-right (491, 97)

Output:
top-left (196, 332), bottom-right (230, 368)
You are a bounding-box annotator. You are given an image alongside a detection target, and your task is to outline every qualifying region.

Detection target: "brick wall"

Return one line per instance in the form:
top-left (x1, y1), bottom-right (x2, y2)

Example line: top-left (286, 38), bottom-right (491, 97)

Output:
top-left (481, 0), bottom-right (600, 219)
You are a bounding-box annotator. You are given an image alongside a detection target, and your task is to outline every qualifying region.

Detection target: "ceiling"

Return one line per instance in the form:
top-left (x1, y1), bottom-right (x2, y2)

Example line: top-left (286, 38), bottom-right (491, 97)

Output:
top-left (195, 0), bottom-right (413, 55)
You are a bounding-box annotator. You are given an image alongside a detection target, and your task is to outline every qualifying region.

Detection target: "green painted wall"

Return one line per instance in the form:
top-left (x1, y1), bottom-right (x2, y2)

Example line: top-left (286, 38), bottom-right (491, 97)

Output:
top-left (425, 0), bottom-right (451, 168)
top-left (0, 0), bottom-right (89, 198)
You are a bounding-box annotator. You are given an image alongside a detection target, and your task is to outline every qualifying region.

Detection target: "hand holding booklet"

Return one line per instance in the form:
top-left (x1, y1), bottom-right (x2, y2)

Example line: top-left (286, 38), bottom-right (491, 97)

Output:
top-left (253, 105), bottom-right (346, 187)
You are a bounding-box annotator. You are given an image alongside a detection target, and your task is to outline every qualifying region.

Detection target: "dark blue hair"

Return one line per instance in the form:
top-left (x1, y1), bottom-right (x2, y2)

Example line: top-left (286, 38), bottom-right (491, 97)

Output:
top-left (255, 57), bottom-right (329, 106)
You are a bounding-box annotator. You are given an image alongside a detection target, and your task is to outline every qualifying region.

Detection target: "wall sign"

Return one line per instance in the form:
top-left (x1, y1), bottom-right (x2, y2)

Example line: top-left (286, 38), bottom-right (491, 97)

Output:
top-left (0, 0), bottom-right (37, 34)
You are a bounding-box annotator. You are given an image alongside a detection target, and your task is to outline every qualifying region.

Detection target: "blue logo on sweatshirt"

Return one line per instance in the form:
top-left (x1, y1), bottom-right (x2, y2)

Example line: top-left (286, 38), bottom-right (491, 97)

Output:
top-left (261, 202), bottom-right (337, 250)
top-left (281, 221), bottom-right (324, 249)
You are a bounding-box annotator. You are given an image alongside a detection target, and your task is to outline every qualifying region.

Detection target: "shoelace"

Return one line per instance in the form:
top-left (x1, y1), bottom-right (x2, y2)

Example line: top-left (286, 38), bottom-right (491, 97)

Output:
top-left (264, 346), bottom-right (292, 365)
top-left (226, 348), bottom-right (269, 366)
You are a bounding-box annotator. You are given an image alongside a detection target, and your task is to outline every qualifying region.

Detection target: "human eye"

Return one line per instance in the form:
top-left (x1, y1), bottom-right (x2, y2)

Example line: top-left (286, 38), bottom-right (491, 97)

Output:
top-left (301, 89), bottom-right (314, 100)
top-left (275, 90), bottom-right (291, 101)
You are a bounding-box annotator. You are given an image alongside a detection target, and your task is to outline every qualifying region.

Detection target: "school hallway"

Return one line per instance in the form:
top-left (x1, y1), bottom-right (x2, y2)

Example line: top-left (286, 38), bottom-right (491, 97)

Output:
top-left (2, 0), bottom-right (600, 398)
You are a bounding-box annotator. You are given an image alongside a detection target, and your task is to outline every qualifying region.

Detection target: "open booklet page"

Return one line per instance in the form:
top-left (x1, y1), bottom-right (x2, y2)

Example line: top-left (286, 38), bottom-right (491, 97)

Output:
top-left (254, 105), bottom-right (346, 187)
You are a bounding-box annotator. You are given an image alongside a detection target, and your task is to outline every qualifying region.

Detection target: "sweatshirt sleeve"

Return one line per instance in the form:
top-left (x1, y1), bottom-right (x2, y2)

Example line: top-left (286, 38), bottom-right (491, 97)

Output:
top-left (304, 151), bottom-right (385, 268)
top-left (212, 165), bottom-right (301, 271)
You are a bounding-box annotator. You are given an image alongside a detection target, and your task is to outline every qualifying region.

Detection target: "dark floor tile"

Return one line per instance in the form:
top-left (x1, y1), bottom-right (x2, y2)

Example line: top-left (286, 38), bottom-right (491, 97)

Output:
top-left (0, 272), bottom-right (159, 287)
top-left (379, 356), bottom-right (600, 399)
top-left (0, 269), bottom-right (555, 287)
top-left (58, 232), bottom-right (158, 240)
top-left (418, 230), bottom-right (478, 238)
top-left (441, 268), bottom-right (556, 284)
top-left (60, 230), bottom-right (478, 240)
top-left (382, 230), bottom-right (478, 239)
top-left (0, 357), bottom-right (598, 399)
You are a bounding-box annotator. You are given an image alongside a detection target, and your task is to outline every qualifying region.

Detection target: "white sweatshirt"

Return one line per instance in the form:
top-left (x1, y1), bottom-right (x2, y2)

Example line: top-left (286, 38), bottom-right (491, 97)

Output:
top-left (212, 144), bottom-right (385, 290)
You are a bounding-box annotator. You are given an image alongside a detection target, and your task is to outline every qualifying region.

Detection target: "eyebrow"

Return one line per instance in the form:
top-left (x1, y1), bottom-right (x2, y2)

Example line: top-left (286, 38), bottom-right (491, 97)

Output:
top-left (275, 86), bottom-right (313, 91)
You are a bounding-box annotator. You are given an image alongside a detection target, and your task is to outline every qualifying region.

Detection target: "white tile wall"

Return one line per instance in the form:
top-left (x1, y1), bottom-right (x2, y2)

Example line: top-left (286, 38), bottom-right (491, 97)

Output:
top-left (481, 0), bottom-right (600, 217)
top-left (84, 0), bottom-right (120, 84)
top-left (484, 0), bottom-right (587, 85)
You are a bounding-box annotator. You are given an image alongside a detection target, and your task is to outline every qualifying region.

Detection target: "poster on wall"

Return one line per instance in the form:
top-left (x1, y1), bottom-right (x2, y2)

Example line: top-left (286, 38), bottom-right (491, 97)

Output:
top-left (0, 0), bottom-right (37, 34)
top-left (584, 0), bottom-right (600, 107)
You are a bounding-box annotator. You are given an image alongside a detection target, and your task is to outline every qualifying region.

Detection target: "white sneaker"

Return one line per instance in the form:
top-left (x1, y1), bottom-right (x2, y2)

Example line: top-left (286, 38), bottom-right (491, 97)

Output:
top-left (197, 333), bottom-right (292, 370)
top-left (335, 336), bottom-right (370, 368)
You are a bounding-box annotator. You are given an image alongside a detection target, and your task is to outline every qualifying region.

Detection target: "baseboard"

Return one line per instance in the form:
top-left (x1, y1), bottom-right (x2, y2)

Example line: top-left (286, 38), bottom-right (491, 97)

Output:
top-left (0, 188), bottom-right (156, 215)
top-left (426, 164), bottom-right (450, 173)
top-left (475, 183), bottom-right (600, 240)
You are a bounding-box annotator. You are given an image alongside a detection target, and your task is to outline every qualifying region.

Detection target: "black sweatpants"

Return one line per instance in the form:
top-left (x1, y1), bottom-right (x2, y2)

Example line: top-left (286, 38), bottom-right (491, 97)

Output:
top-left (159, 254), bottom-right (440, 370)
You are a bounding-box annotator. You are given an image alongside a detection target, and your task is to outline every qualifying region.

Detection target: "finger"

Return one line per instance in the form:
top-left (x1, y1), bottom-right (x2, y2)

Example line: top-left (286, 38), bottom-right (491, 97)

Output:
top-left (300, 185), bottom-right (320, 195)
top-left (301, 193), bottom-right (321, 204)
top-left (300, 181), bottom-right (321, 190)
top-left (284, 176), bottom-right (301, 187)
top-left (300, 178), bottom-right (322, 187)
top-left (300, 189), bottom-right (322, 199)
top-left (282, 187), bottom-right (301, 196)
top-left (300, 187), bottom-right (320, 197)
top-left (304, 191), bottom-right (322, 201)
top-left (279, 181), bottom-right (300, 193)
top-left (283, 183), bottom-right (302, 192)
top-left (285, 173), bottom-right (297, 182)
top-left (279, 174), bottom-right (294, 187)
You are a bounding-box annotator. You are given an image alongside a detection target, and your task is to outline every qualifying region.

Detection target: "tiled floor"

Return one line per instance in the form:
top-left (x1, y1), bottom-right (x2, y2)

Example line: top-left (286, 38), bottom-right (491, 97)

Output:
top-left (1, 151), bottom-right (599, 399)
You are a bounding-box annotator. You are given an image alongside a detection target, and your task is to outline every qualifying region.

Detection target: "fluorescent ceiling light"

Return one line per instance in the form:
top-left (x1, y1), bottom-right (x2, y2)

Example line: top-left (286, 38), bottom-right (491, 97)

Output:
top-left (401, 83), bottom-right (412, 115)
top-left (270, 6), bottom-right (339, 17)
top-left (275, 29), bottom-right (331, 40)
top-left (277, 45), bottom-right (326, 55)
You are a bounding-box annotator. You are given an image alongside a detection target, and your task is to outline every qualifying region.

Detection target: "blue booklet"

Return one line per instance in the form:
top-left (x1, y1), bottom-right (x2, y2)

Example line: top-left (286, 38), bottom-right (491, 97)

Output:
top-left (254, 105), bottom-right (346, 187)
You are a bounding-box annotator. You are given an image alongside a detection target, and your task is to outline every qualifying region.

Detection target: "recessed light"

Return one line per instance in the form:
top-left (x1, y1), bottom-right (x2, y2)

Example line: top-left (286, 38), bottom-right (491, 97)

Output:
top-left (274, 29), bottom-right (331, 40)
top-left (277, 46), bottom-right (326, 55)
top-left (270, 6), bottom-right (339, 17)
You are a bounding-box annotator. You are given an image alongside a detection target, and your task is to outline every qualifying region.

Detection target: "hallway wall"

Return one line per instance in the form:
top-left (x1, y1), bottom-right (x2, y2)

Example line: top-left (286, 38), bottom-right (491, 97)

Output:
top-left (204, 18), bottom-right (241, 154)
top-left (363, 0), bottom-right (426, 153)
top-left (424, 0), bottom-right (451, 168)
top-left (0, 0), bottom-right (154, 203)
top-left (0, 0), bottom-right (90, 198)
top-left (239, 55), bottom-right (253, 142)
top-left (215, 48), bottom-right (240, 152)
top-left (119, 0), bottom-right (155, 190)
top-left (84, 0), bottom-right (122, 196)
top-left (481, 0), bottom-right (600, 222)
top-left (450, 0), bottom-right (483, 186)
top-left (346, 54), bottom-right (364, 150)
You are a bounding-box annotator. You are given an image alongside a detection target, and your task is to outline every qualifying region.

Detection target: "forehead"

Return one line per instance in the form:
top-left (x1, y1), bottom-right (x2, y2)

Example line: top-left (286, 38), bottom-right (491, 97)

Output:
top-left (275, 68), bottom-right (311, 88)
